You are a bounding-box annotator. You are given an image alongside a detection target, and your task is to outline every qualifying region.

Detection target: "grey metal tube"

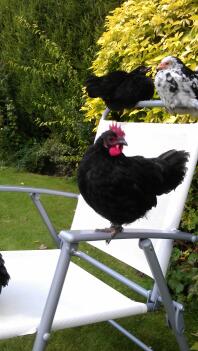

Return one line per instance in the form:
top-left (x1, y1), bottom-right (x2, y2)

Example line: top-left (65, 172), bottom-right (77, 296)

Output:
top-left (108, 320), bottom-right (154, 351)
top-left (0, 185), bottom-right (78, 246)
top-left (30, 193), bottom-right (60, 247)
top-left (139, 238), bottom-right (189, 351)
top-left (60, 229), bottom-right (197, 244)
top-left (73, 250), bottom-right (149, 298)
top-left (0, 185), bottom-right (78, 199)
top-left (32, 241), bottom-right (72, 351)
top-left (136, 100), bottom-right (164, 108)
top-left (149, 282), bottom-right (160, 305)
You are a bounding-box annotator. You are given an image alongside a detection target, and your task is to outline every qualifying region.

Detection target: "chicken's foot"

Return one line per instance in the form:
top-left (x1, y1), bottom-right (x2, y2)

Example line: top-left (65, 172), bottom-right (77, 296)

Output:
top-left (95, 224), bottom-right (123, 244)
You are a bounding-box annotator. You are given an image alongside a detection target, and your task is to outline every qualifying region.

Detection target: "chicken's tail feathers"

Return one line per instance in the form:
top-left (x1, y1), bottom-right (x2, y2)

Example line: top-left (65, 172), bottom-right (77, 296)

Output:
top-left (85, 75), bottom-right (104, 98)
top-left (159, 149), bottom-right (189, 164)
top-left (0, 254), bottom-right (10, 293)
top-left (157, 149), bottom-right (189, 194)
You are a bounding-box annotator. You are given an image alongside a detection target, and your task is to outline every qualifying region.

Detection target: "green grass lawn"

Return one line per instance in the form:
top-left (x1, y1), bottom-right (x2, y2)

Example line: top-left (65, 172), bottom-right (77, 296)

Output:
top-left (0, 167), bottom-right (78, 250)
top-left (0, 167), bottom-right (197, 351)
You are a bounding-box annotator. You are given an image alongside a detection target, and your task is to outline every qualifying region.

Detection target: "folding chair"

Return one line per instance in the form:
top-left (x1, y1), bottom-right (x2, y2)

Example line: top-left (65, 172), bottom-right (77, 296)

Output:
top-left (0, 104), bottom-right (197, 351)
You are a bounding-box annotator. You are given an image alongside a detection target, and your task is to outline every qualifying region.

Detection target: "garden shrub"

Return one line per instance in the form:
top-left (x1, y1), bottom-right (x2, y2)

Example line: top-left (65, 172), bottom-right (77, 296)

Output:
top-left (0, 0), bottom-right (122, 174)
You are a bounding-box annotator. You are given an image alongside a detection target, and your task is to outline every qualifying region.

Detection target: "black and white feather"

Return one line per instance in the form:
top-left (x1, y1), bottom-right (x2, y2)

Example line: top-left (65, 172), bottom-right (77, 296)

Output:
top-left (155, 56), bottom-right (198, 116)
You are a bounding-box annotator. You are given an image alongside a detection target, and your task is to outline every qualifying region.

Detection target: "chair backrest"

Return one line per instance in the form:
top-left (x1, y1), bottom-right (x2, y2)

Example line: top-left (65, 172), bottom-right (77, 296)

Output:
top-left (71, 120), bottom-right (198, 277)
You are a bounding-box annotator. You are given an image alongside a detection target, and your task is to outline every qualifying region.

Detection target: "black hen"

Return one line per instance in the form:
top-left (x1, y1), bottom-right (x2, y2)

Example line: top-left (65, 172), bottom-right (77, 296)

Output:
top-left (0, 253), bottom-right (10, 294)
top-left (85, 66), bottom-right (154, 113)
top-left (155, 56), bottom-right (198, 116)
top-left (78, 124), bottom-right (189, 242)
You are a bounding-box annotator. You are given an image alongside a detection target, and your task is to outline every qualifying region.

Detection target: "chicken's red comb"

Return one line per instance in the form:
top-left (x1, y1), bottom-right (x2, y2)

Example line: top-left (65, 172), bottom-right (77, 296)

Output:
top-left (109, 123), bottom-right (125, 137)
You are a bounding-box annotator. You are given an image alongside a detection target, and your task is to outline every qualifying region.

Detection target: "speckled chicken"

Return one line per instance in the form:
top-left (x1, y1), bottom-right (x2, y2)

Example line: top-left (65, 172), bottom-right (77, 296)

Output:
top-left (155, 56), bottom-right (198, 116)
top-left (78, 123), bottom-right (189, 242)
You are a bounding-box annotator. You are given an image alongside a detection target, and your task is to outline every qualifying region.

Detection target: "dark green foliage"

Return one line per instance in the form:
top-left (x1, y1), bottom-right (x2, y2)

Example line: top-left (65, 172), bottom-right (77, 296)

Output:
top-left (181, 166), bottom-right (198, 236)
top-left (167, 245), bottom-right (198, 307)
top-left (16, 137), bottom-right (82, 176)
top-left (167, 167), bottom-right (198, 306)
top-left (0, 0), bottom-right (121, 174)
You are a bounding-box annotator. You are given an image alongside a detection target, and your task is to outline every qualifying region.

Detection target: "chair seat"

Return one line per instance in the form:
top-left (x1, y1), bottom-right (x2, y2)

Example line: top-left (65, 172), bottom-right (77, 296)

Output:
top-left (0, 249), bottom-right (147, 339)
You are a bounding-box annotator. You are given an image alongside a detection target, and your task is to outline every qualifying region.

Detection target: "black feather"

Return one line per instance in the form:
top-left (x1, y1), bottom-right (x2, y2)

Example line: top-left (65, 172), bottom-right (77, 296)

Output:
top-left (150, 149), bottom-right (189, 194)
top-left (85, 66), bottom-right (154, 112)
top-left (0, 253), bottom-right (10, 294)
top-left (78, 130), bottom-right (189, 229)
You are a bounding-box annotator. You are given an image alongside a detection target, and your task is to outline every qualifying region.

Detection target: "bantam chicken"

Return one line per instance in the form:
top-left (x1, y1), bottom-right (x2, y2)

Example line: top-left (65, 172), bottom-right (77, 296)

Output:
top-left (78, 123), bottom-right (189, 242)
top-left (155, 56), bottom-right (198, 116)
top-left (85, 66), bottom-right (154, 114)
top-left (0, 253), bottom-right (10, 294)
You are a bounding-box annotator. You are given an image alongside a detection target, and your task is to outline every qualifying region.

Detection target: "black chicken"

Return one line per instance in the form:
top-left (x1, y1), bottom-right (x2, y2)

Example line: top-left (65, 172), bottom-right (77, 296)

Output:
top-left (85, 66), bottom-right (154, 114)
top-left (78, 123), bottom-right (189, 242)
top-left (0, 253), bottom-right (10, 294)
top-left (155, 56), bottom-right (198, 116)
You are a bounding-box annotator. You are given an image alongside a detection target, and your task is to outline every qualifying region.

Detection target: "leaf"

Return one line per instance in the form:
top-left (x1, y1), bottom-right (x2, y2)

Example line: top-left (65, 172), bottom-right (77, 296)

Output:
top-left (191, 342), bottom-right (198, 351)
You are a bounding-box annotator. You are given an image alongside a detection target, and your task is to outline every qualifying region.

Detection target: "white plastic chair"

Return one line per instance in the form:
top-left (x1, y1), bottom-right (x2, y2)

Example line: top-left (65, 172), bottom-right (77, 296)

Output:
top-left (0, 105), bottom-right (197, 351)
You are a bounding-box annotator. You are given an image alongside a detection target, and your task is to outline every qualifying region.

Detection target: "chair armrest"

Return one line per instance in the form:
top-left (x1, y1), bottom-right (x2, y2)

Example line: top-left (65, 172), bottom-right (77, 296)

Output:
top-left (0, 185), bottom-right (79, 247)
top-left (0, 185), bottom-right (79, 199)
top-left (59, 228), bottom-right (197, 243)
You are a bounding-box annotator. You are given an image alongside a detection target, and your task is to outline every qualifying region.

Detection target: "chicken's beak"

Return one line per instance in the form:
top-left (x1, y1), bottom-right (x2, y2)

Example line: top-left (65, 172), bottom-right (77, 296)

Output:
top-left (117, 136), bottom-right (128, 146)
top-left (156, 62), bottom-right (166, 71)
top-left (144, 66), bottom-right (152, 73)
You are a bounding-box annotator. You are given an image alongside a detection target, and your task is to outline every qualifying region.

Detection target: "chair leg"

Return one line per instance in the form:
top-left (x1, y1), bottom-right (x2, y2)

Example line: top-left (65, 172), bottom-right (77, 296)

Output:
top-left (32, 241), bottom-right (72, 351)
top-left (139, 238), bottom-right (189, 351)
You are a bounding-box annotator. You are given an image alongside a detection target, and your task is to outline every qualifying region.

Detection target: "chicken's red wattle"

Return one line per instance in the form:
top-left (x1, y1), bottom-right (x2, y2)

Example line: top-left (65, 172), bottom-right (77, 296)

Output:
top-left (109, 145), bottom-right (123, 157)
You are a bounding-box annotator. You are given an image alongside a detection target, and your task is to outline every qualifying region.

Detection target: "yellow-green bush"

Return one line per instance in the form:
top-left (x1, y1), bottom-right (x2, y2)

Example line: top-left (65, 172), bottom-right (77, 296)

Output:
top-left (82, 0), bottom-right (198, 124)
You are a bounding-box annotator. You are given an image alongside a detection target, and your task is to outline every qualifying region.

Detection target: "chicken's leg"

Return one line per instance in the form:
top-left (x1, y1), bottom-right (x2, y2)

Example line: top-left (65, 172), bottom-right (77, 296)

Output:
top-left (95, 224), bottom-right (123, 244)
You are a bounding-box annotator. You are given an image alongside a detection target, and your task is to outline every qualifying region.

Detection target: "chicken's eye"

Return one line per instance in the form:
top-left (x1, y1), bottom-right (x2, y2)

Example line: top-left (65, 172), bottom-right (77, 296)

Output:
top-left (108, 136), bottom-right (116, 144)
